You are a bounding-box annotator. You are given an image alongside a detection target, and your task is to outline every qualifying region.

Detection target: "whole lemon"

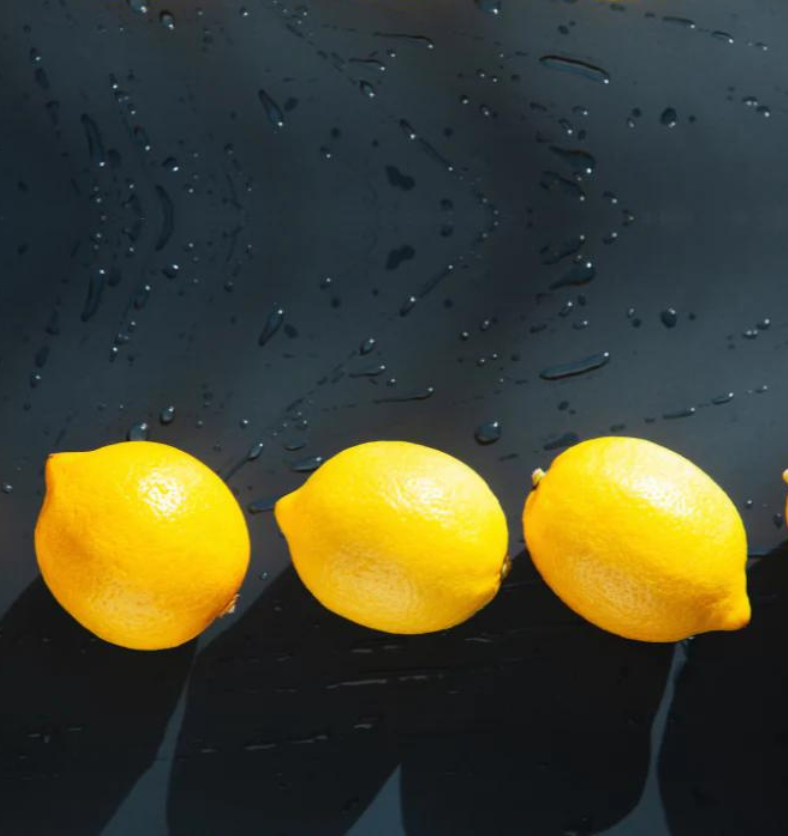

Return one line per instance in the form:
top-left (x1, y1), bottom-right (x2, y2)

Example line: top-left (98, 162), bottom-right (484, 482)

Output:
top-left (275, 441), bottom-right (509, 633)
top-left (523, 437), bottom-right (750, 642)
top-left (35, 441), bottom-right (250, 650)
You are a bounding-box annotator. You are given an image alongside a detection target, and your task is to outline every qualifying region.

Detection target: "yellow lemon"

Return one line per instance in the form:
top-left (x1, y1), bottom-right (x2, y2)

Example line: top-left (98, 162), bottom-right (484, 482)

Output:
top-left (275, 441), bottom-right (509, 633)
top-left (35, 441), bottom-right (250, 650)
top-left (523, 437), bottom-right (750, 642)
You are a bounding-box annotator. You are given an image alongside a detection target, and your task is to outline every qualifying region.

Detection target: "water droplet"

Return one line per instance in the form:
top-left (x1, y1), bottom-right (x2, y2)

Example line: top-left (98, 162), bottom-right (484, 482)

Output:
top-left (662, 16), bottom-right (695, 29)
top-left (127, 0), bottom-right (148, 14)
top-left (258, 89), bottom-right (284, 128)
top-left (712, 393), bottom-right (734, 405)
top-left (373, 32), bottom-right (434, 50)
top-left (475, 0), bottom-right (502, 14)
top-left (660, 308), bottom-right (678, 328)
top-left (350, 364), bottom-right (387, 378)
top-left (81, 270), bottom-right (106, 322)
top-left (162, 156), bottom-right (180, 173)
top-left (374, 387), bottom-right (434, 404)
top-left (154, 185), bottom-right (174, 251)
top-left (663, 407), bottom-right (696, 420)
top-left (159, 406), bottom-right (175, 425)
top-left (551, 261), bottom-right (595, 289)
top-left (160, 11), bottom-right (175, 29)
top-left (475, 421), bottom-right (502, 445)
top-left (290, 455), bottom-right (324, 473)
top-left (360, 337), bottom-right (376, 355)
top-left (127, 421), bottom-right (150, 441)
top-left (80, 115), bottom-right (106, 167)
top-left (258, 307), bottom-right (285, 347)
top-left (539, 55), bottom-right (610, 85)
top-left (162, 263), bottom-right (180, 280)
top-left (660, 108), bottom-right (678, 128)
top-left (359, 81), bottom-right (376, 98)
top-left (246, 441), bottom-right (264, 461)
top-left (543, 431), bottom-right (580, 451)
top-left (2, 483), bottom-right (13, 494)
top-left (711, 30), bottom-right (734, 44)
top-left (399, 296), bottom-right (417, 317)
top-left (549, 146), bottom-right (596, 178)
top-left (540, 351), bottom-right (610, 381)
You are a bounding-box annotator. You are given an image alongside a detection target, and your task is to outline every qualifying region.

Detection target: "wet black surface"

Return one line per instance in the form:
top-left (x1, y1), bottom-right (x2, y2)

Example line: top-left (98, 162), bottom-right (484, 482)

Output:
top-left (1, 0), bottom-right (788, 833)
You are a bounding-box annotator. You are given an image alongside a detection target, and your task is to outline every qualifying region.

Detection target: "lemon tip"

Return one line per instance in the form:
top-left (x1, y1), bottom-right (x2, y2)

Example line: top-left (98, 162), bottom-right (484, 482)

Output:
top-left (531, 468), bottom-right (546, 488)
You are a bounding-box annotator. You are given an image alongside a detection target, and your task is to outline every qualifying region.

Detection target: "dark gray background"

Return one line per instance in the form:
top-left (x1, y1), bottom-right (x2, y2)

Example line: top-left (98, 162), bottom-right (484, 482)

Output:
top-left (0, 0), bottom-right (786, 833)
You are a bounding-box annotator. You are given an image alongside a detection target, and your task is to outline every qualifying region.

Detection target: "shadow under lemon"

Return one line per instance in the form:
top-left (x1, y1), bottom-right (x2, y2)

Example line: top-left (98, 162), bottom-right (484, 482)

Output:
top-left (659, 543), bottom-right (788, 836)
top-left (0, 578), bottom-right (194, 836)
top-left (397, 554), bottom-right (674, 835)
top-left (168, 555), bottom-right (674, 835)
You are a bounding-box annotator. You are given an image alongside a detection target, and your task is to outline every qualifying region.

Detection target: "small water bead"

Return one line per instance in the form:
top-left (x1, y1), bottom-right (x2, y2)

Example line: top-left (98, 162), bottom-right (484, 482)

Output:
top-left (2, 483), bottom-right (13, 494)
top-left (246, 441), bottom-right (264, 461)
top-left (160, 11), bottom-right (175, 29)
top-left (359, 81), bottom-right (376, 99)
top-left (159, 406), bottom-right (175, 425)
top-left (258, 89), bottom-right (284, 128)
top-left (662, 16), bottom-right (695, 29)
top-left (540, 351), bottom-right (610, 381)
top-left (290, 455), bottom-right (324, 473)
top-left (539, 55), bottom-right (610, 85)
top-left (660, 308), bottom-right (678, 328)
top-left (712, 393), bottom-right (734, 405)
top-left (475, 421), bottom-right (502, 445)
top-left (258, 307), bottom-right (285, 346)
top-left (543, 432), bottom-right (579, 451)
top-left (127, 421), bottom-right (150, 441)
top-left (475, 0), bottom-right (502, 14)
top-left (660, 108), bottom-right (678, 128)
top-left (127, 0), bottom-right (148, 14)
top-left (360, 337), bottom-right (376, 355)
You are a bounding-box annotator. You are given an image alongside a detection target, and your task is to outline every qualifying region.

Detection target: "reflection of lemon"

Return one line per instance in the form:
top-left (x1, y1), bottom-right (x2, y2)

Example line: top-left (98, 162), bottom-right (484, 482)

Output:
top-left (523, 437), bottom-right (750, 642)
top-left (275, 441), bottom-right (509, 633)
top-left (35, 442), bottom-right (250, 650)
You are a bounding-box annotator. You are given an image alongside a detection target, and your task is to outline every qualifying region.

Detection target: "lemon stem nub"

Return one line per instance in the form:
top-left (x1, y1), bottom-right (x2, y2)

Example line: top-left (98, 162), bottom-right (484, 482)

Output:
top-left (500, 554), bottom-right (512, 581)
top-left (532, 468), bottom-right (546, 488)
top-left (219, 595), bottom-right (239, 617)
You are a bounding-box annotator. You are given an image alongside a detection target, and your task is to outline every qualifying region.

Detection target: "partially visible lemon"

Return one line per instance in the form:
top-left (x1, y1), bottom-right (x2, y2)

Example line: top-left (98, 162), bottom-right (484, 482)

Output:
top-left (275, 441), bottom-right (509, 633)
top-left (35, 441), bottom-right (250, 650)
top-left (523, 437), bottom-right (750, 642)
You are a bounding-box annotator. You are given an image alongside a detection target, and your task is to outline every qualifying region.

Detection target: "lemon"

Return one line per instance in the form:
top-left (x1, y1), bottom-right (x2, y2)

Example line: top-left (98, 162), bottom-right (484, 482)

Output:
top-left (35, 441), bottom-right (250, 650)
top-left (523, 437), bottom-right (750, 642)
top-left (275, 441), bottom-right (509, 633)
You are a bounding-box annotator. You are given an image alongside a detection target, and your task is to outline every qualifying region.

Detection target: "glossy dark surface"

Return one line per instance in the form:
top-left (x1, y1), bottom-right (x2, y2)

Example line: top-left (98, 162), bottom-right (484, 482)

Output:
top-left (1, 1), bottom-right (787, 833)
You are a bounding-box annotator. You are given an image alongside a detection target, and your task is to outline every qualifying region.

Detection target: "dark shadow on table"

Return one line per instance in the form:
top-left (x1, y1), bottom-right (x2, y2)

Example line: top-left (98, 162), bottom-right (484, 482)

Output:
top-left (169, 557), bottom-right (673, 836)
top-left (398, 554), bottom-right (675, 836)
top-left (659, 544), bottom-right (788, 836)
top-left (0, 578), bottom-right (194, 836)
top-left (167, 568), bottom-right (402, 836)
